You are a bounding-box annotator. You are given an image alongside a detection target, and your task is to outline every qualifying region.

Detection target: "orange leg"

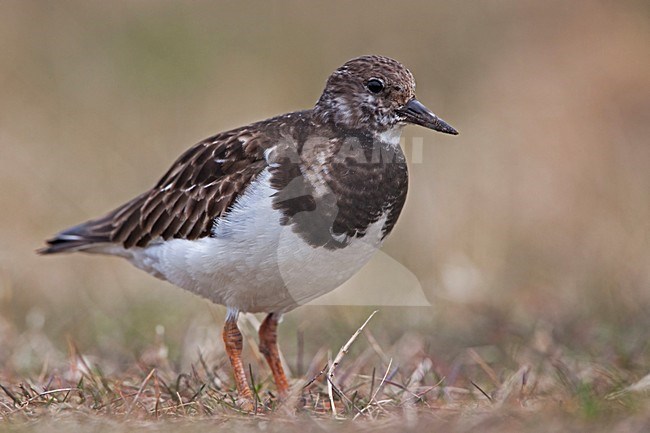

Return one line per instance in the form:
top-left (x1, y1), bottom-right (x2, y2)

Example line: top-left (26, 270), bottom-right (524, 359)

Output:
top-left (222, 318), bottom-right (254, 409)
top-left (258, 313), bottom-right (289, 396)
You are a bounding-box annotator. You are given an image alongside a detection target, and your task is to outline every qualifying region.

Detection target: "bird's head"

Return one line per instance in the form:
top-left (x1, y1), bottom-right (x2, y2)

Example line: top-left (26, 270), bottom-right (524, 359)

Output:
top-left (315, 55), bottom-right (458, 138)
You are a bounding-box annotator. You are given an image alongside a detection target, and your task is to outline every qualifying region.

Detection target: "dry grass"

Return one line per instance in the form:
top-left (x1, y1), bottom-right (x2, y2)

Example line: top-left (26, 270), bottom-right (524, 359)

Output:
top-left (1, 308), bottom-right (650, 431)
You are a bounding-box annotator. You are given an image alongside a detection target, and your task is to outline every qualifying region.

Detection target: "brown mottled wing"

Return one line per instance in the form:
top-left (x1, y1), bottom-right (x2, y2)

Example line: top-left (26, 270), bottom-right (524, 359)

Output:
top-left (43, 127), bottom-right (269, 252)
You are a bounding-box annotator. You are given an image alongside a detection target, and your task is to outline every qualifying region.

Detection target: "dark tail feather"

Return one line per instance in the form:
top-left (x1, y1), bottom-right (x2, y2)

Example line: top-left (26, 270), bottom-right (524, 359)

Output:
top-left (38, 220), bottom-right (113, 255)
top-left (39, 192), bottom-right (150, 255)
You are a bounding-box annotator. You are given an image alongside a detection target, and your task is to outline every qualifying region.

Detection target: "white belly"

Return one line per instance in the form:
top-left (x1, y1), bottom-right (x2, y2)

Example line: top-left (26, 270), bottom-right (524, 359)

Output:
top-left (121, 169), bottom-right (387, 313)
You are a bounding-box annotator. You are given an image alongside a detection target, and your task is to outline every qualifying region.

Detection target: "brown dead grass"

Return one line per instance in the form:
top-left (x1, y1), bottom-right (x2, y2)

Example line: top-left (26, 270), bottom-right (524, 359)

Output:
top-left (1, 310), bottom-right (650, 432)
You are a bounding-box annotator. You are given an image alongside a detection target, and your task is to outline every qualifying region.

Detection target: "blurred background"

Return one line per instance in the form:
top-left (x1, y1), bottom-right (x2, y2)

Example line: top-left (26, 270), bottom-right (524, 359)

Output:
top-left (1, 0), bottom-right (649, 383)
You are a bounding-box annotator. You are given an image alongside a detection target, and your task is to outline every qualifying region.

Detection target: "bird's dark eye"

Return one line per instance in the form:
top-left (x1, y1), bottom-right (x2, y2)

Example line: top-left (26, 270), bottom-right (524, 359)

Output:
top-left (366, 78), bottom-right (385, 94)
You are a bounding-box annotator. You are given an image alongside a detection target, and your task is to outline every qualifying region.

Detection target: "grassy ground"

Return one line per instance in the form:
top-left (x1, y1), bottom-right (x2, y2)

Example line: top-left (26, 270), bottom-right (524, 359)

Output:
top-left (1, 304), bottom-right (650, 431)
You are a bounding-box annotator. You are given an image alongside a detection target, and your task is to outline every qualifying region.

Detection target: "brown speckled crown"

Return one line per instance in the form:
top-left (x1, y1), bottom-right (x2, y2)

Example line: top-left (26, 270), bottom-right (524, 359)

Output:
top-left (314, 55), bottom-right (417, 132)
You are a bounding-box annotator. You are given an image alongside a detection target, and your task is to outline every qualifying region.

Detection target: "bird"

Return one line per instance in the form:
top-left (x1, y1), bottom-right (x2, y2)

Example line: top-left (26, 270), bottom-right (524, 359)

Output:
top-left (39, 55), bottom-right (458, 409)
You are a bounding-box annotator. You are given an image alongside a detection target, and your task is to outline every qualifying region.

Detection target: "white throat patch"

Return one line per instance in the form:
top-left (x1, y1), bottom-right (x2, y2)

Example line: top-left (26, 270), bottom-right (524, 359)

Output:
top-left (375, 127), bottom-right (404, 147)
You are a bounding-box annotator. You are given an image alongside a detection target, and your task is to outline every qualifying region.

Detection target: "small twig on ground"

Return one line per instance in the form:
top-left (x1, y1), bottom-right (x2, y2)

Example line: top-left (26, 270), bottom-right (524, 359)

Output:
top-left (249, 363), bottom-right (260, 413)
top-left (328, 311), bottom-right (378, 381)
top-left (493, 364), bottom-right (530, 406)
top-left (467, 348), bottom-right (499, 385)
top-left (471, 380), bottom-right (492, 402)
top-left (372, 358), bottom-right (393, 403)
top-left (0, 399), bottom-right (13, 413)
top-left (364, 330), bottom-right (390, 364)
top-left (125, 368), bottom-right (156, 417)
top-left (0, 384), bottom-right (21, 407)
top-left (176, 392), bottom-right (187, 416)
top-left (326, 376), bottom-right (363, 415)
top-left (304, 362), bottom-right (329, 389)
top-left (154, 373), bottom-right (160, 419)
top-left (327, 350), bottom-right (336, 417)
top-left (326, 310), bottom-right (378, 417)
top-left (353, 358), bottom-right (394, 420)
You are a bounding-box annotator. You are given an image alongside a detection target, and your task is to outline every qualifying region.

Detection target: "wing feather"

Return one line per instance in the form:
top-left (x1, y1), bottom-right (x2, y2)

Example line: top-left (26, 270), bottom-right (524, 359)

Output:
top-left (40, 127), bottom-right (270, 253)
top-left (39, 110), bottom-right (314, 255)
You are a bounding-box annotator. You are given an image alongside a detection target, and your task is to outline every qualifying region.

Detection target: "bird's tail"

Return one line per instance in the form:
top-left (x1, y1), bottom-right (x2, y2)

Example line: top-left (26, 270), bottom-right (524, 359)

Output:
top-left (38, 218), bottom-right (114, 255)
top-left (39, 191), bottom-right (152, 255)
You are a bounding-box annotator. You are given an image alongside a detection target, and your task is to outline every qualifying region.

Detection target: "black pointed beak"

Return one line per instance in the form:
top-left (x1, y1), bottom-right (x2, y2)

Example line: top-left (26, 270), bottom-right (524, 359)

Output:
top-left (400, 98), bottom-right (458, 135)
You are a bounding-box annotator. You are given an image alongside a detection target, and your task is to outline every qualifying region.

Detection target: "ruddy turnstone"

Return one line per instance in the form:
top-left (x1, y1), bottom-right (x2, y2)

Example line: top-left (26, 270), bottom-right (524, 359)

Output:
top-left (39, 55), bottom-right (457, 408)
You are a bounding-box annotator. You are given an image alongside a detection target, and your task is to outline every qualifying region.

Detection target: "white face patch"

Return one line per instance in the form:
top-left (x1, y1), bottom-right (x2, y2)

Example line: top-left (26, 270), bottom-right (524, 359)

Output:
top-left (333, 96), bottom-right (354, 125)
